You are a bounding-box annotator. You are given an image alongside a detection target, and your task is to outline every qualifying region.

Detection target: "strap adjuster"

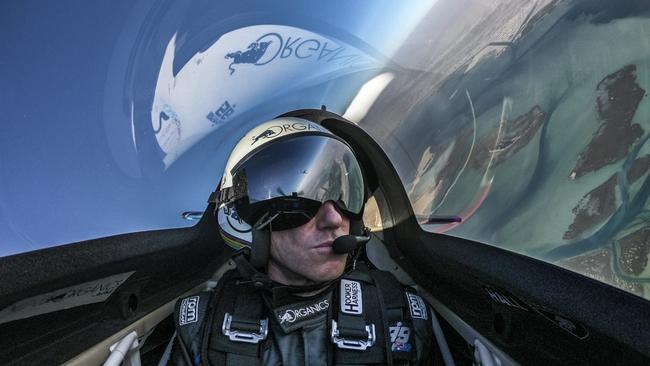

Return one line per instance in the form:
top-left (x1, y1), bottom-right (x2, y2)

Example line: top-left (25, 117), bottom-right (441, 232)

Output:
top-left (330, 319), bottom-right (376, 351)
top-left (222, 312), bottom-right (268, 344)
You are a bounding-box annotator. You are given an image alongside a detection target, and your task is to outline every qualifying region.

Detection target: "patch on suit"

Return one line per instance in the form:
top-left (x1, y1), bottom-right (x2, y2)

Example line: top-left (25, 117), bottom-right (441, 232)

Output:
top-left (406, 293), bottom-right (428, 320)
top-left (179, 296), bottom-right (200, 326)
top-left (389, 322), bottom-right (412, 352)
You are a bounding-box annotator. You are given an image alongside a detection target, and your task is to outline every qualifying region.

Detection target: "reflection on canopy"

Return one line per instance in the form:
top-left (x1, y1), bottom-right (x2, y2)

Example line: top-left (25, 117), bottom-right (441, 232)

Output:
top-left (3, 0), bottom-right (650, 301)
top-left (357, 0), bottom-right (650, 299)
top-left (150, 25), bottom-right (385, 168)
top-left (1, 1), bottom-right (432, 258)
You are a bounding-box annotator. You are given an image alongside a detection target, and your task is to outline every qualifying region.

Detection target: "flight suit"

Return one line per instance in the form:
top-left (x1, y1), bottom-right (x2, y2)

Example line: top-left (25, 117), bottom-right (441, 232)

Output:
top-left (165, 264), bottom-right (434, 365)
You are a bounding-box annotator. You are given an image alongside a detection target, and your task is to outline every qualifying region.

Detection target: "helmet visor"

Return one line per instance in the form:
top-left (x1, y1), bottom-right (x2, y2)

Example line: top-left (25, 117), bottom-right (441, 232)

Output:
top-left (230, 135), bottom-right (365, 226)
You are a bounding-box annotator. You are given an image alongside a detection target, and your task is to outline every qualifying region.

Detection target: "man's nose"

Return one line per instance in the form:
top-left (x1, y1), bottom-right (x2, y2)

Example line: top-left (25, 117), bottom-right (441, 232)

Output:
top-left (316, 201), bottom-right (344, 230)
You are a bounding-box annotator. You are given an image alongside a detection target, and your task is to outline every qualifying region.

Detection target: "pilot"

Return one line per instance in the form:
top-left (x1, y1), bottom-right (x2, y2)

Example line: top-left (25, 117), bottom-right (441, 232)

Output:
top-left (162, 115), bottom-right (435, 365)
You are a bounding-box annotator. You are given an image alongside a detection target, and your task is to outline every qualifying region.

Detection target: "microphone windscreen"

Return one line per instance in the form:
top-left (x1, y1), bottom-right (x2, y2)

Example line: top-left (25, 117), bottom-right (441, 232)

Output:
top-left (332, 235), bottom-right (359, 254)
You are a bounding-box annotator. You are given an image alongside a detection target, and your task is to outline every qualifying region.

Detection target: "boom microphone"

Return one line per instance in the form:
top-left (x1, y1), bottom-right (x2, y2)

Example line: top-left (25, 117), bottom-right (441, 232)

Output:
top-left (332, 234), bottom-right (371, 254)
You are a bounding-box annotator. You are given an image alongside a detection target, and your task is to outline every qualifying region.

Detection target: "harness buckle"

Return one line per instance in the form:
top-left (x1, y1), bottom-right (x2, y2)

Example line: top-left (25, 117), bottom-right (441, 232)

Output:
top-left (222, 312), bottom-right (268, 344)
top-left (330, 319), bottom-right (376, 351)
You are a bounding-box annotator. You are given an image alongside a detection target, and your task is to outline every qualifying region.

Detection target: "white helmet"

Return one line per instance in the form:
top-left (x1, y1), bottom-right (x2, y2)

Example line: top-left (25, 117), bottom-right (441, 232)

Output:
top-left (211, 117), bottom-right (366, 259)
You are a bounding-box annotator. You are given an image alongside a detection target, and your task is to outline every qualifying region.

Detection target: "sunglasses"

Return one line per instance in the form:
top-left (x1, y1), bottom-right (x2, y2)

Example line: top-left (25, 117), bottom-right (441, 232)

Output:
top-left (250, 197), bottom-right (357, 231)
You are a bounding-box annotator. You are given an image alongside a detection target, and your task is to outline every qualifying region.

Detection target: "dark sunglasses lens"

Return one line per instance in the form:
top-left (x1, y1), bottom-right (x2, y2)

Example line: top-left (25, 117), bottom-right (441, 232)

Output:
top-left (268, 201), bottom-right (358, 231)
top-left (270, 211), bottom-right (313, 231)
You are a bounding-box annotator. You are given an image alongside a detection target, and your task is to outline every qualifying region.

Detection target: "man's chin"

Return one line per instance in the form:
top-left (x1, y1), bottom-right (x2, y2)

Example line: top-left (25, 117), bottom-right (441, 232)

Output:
top-left (309, 263), bottom-right (346, 282)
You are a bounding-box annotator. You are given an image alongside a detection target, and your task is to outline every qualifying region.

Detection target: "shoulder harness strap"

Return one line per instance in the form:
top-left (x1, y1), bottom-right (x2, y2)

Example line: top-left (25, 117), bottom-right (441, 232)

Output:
top-left (331, 267), bottom-right (434, 365)
top-left (332, 266), bottom-right (386, 364)
top-left (206, 272), bottom-right (268, 366)
top-left (174, 291), bottom-right (217, 365)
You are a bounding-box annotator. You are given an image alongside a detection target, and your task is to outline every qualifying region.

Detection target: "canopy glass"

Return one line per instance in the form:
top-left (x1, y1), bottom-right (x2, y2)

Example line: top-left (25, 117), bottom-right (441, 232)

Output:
top-left (2, 0), bottom-right (650, 300)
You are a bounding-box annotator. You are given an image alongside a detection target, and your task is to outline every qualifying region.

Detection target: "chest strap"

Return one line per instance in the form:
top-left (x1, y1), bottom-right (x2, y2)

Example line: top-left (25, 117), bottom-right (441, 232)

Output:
top-left (331, 268), bottom-right (428, 365)
top-left (332, 268), bottom-right (388, 364)
top-left (370, 270), bottom-right (419, 364)
top-left (174, 291), bottom-right (215, 365)
top-left (206, 273), bottom-right (268, 366)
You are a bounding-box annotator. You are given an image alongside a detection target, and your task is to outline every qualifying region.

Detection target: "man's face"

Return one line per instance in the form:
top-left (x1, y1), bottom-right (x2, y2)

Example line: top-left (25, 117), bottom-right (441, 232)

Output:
top-left (267, 201), bottom-right (350, 286)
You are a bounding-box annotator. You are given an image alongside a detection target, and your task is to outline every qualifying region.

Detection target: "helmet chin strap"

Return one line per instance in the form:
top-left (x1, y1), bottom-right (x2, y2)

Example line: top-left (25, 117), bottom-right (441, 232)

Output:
top-left (250, 224), bottom-right (271, 271)
top-left (349, 218), bottom-right (365, 236)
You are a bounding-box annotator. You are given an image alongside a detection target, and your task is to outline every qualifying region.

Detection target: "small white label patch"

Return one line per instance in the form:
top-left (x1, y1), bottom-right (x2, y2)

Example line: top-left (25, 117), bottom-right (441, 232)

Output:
top-left (340, 279), bottom-right (363, 315)
top-left (407, 293), bottom-right (428, 320)
top-left (179, 296), bottom-right (200, 326)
